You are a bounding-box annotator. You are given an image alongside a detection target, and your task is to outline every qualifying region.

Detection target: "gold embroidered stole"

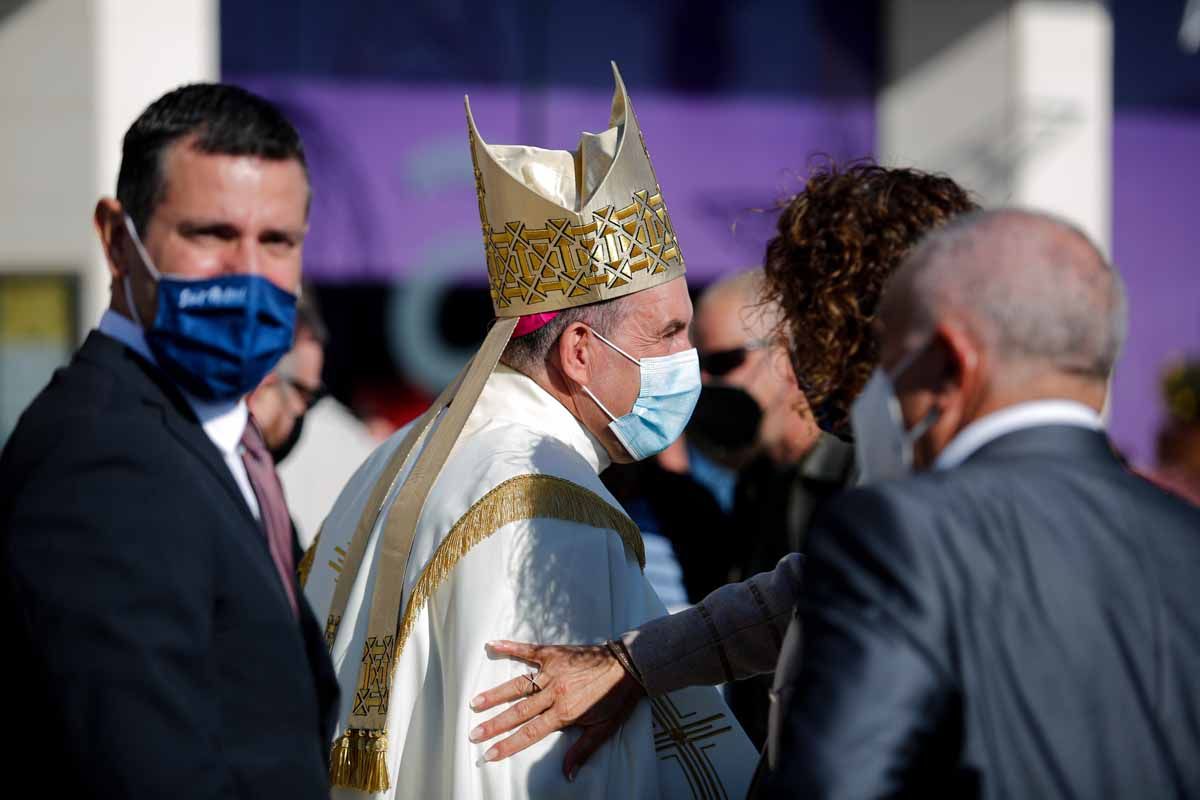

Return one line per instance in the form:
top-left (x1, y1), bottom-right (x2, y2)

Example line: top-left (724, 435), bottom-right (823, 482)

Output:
top-left (325, 316), bottom-right (518, 792)
top-left (331, 472), bottom-right (644, 792)
top-left (394, 474), bottom-right (644, 664)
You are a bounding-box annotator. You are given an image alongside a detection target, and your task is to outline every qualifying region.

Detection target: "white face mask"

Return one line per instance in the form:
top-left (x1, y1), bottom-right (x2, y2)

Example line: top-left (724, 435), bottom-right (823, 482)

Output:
top-left (849, 342), bottom-right (940, 484)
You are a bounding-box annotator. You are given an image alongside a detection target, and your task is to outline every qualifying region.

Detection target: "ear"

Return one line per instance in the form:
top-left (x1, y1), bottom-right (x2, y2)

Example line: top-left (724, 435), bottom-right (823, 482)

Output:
top-left (770, 344), bottom-right (798, 387)
top-left (94, 198), bottom-right (130, 283)
top-left (929, 320), bottom-right (986, 415)
top-left (554, 321), bottom-right (602, 387)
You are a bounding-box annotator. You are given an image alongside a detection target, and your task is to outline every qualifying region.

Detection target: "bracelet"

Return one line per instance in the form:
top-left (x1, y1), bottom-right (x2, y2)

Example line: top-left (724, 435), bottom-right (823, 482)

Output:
top-left (604, 638), bottom-right (648, 694)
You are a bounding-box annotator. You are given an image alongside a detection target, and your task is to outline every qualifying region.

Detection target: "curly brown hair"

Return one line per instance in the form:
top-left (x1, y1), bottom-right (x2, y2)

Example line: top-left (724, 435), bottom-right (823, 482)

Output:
top-left (762, 160), bottom-right (978, 432)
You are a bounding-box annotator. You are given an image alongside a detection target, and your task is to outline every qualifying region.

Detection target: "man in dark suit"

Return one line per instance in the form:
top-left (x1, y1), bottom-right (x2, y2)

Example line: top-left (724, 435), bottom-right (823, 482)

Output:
top-left (0, 84), bottom-right (338, 798)
top-left (762, 209), bottom-right (1200, 797)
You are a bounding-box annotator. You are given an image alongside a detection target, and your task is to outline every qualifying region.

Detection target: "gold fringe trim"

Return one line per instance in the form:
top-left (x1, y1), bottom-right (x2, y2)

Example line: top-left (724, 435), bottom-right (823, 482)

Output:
top-left (395, 474), bottom-right (644, 661)
top-left (329, 728), bottom-right (390, 792)
top-left (296, 528), bottom-right (321, 589)
top-left (327, 474), bottom-right (642, 790)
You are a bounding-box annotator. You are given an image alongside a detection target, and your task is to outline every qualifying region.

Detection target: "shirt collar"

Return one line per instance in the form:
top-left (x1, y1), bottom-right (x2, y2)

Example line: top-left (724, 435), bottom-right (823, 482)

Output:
top-left (465, 365), bottom-right (612, 474)
top-left (96, 309), bottom-right (248, 458)
top-left (98, 309), bottom-right (154, 363)
top-left (934, 399), bottom-right (1103, 470)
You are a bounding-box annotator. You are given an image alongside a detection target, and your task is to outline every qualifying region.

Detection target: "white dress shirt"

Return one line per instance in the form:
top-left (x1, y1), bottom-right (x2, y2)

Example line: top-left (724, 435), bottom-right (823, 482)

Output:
top-left (97, 310), bottom-right (261, 519)
top-left (934, 399), bottom-right (1104, 471)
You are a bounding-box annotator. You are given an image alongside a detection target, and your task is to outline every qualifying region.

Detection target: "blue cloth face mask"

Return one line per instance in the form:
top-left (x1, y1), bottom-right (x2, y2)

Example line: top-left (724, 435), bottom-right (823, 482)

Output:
top-left (579, 328), bottom-right (702, 462)
top-left (122, 216), bottom-right (297, 402)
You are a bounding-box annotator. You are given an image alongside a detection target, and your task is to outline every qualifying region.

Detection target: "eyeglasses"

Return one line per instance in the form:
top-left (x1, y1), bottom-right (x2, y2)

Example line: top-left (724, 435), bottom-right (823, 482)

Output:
top-left (698, 339), bottom-right (771, 377)
top-left (279, 374), bottom-right (328, 409)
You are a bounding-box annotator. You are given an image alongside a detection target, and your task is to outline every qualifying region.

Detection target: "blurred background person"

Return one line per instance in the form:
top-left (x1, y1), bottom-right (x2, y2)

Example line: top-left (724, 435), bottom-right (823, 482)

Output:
top-left (1150, 358), bottom-right (1200, 505)
top-left (689, 268), bottom-right (825, 748)
top-left (711, 165), bottom-right (979, 749)
top-left (248, 291), bottom-right (378, 547)
top-left (248, 292), bottom-right (328, 463)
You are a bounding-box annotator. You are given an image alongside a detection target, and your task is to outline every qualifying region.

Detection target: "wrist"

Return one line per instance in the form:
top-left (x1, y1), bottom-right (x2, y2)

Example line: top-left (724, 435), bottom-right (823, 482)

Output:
top-left (604, 639), bottom-right (648, 697)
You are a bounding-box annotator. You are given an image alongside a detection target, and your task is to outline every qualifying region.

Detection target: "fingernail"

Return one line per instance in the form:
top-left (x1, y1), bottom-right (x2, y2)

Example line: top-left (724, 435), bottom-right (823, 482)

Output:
top-left (568, 767), bottom-right (578, 782)
top-left (470, 695), bottom-right (484, 710)
top-left (484, 747), bottom-right (498, 762)
top-left (469, 725), bottom-right (483, 742)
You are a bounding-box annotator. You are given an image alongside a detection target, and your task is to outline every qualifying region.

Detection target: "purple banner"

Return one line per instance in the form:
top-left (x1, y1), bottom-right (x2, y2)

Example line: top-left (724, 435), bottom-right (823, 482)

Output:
top-left (1109, 111), bottom-right (1200, 466)
top-left (235, 78), bottom-right (875, 284)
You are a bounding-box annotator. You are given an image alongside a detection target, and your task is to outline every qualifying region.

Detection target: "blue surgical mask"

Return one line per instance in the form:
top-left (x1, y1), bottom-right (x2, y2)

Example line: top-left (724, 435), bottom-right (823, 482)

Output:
top-left (580, 329), bottom-right (701, 462)
top-left (122, 216), bottom-right (297, 402)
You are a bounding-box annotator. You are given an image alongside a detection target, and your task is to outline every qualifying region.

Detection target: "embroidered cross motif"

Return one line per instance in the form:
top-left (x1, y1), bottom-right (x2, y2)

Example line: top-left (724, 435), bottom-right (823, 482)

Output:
top-left (651, 695), bottom-right (734, 800)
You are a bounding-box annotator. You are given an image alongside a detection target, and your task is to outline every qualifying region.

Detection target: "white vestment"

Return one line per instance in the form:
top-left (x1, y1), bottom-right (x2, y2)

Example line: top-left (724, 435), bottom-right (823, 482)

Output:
top-left (305, 366), bottom-right (756, 799)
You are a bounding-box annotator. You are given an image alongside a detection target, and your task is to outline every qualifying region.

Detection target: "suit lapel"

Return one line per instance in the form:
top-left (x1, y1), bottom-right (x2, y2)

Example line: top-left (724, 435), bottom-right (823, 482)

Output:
top-left (154, 401), bottom-right (298, 617)
top-left (90, 333), bottom-right (256, 523)
top-left (156, 404), bottom-right (258, 529)
top-left (79, 333), bottom-right (294, 617)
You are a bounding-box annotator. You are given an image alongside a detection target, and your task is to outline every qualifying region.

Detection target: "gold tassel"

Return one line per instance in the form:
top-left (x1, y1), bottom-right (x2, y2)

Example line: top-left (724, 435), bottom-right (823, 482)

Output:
top-left (328, 729), bottom-right (353, 787)
top-left (329, 729), bottom-right (390, 792)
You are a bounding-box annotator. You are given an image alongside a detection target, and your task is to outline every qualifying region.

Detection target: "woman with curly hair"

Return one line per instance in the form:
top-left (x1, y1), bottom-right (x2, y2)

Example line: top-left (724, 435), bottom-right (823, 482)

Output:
top-left (716, 161), bottom-right (978, 747)
top-left (764, 160), bottom-right (979, 435)
top-left (465, 160), bottom-right (981, 777)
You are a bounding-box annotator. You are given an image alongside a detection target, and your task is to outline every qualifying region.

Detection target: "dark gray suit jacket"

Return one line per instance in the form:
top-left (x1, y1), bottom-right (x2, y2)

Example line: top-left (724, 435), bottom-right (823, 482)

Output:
top-left (763, 425), bottom-right (1200, 798)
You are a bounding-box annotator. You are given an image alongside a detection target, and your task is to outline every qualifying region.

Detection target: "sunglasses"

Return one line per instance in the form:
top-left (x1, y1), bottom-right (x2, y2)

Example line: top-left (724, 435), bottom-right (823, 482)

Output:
top-left (698, 339), bottom-right (771, 377)
top-left (279, 374), bottom-right (328, 409)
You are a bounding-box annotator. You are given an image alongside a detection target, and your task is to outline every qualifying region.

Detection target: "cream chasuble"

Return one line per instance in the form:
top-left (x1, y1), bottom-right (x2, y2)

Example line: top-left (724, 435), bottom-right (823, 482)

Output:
top-left (304, 366), bottom-right (756, 798)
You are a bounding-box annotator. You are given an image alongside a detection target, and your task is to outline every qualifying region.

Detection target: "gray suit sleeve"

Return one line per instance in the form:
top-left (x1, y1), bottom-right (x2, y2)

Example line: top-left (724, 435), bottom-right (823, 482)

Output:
top-left (620, 552), bottom-right (803, 696)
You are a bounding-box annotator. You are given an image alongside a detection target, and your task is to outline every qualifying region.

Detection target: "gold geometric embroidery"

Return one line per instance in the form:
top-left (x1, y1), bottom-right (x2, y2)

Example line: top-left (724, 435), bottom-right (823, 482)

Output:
top-left (651, 695), bottom-right (733, 800)
top-left (351, 634), bottom-right (396, 717)
top-left (324, 613), bottom-right (342, 651)
top-left (297, 530), bottom-right (321, 588)
top-left (329, 545), bottom-right (348, 577)
top-left (482, 190), bottom-right (682, 311)
top-left (467, 119), bottom-right (683, 314)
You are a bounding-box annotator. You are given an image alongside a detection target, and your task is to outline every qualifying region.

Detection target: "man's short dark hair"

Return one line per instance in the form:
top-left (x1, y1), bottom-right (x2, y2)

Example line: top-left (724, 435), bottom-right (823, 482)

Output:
top-left (116, 83), bottom-right (308, 231)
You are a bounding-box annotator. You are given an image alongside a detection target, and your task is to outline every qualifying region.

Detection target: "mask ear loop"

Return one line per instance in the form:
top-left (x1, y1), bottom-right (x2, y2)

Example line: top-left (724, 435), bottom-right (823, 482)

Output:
top-left (887, 335), bottom-right (941, 465)
top-left (587, 327), bottom-right (641, 367)
top-left (577, 325), bottom-right (641, 422)
top-left (906, 405), bottom-right (940, 443)
top-left (580, 384), bottom-right (619, 423)
top-left (121, 215), bottom-right (162, 329)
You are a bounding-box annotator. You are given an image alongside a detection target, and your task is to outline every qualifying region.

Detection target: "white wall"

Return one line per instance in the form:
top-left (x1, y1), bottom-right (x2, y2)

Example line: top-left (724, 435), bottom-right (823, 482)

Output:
top-left (879, 0), bottom-right (1112, 254)
top-left (0, 0), bottom-right (218, 337)
top-left (0, 0), bottom-right (216, 441)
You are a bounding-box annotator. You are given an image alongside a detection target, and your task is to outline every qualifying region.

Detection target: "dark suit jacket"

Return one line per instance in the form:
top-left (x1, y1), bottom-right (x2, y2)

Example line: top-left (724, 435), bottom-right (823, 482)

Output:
top-left (763, 425), bottom-right (1200, 799)
top-left (0, 333), bottom-right (339, 799)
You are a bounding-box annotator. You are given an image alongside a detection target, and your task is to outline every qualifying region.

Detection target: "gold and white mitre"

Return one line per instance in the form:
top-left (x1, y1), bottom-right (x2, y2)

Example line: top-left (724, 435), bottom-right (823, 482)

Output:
top-left (302, 64), bottom-right (756, 798)
top-left (468, 61), bottom-right (686, 319)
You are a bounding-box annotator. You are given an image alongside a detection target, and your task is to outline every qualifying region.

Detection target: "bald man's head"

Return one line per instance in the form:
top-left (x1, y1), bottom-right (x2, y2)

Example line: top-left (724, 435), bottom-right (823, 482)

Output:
top-left (887, 209), bottom-right (1127, 384)
top-left (695, 269), bottom-right (779, 343)
top-left (693, 268), bottom-right (820, 464)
